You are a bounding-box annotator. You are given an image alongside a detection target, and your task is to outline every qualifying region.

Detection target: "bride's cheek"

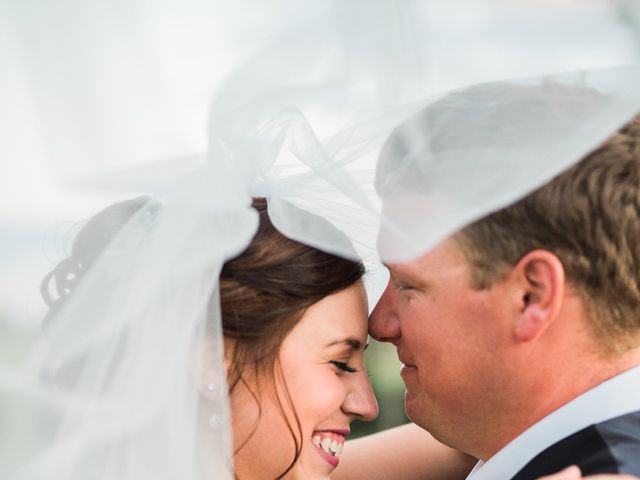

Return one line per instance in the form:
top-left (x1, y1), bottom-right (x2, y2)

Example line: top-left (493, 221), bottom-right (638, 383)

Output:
top-left (298, 370), bottom-right (348, 418)
top-left (318, 373), bottom-right (350, 411)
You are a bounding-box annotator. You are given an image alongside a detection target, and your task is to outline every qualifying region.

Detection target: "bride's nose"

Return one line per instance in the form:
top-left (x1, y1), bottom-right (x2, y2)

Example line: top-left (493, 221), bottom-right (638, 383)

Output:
top-left (341, 372), bottom-right (378, 421)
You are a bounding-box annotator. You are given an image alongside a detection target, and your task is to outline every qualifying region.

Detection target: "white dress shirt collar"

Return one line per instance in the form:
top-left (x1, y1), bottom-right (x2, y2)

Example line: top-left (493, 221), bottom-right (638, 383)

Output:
top-left (466, 364), bottom-right (640, 479)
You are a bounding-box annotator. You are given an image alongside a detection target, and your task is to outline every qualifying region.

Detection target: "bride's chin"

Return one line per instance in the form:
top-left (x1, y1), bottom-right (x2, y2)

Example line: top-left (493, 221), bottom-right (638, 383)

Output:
top-left (283, 457), bottom-right (334, 480)
top-left (288, 470), bottom-right (332, 480)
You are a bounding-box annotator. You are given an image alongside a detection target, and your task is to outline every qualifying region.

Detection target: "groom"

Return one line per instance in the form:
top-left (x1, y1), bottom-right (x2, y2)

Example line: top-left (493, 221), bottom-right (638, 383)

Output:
top-left (369, 81), bottom-right (640, 478)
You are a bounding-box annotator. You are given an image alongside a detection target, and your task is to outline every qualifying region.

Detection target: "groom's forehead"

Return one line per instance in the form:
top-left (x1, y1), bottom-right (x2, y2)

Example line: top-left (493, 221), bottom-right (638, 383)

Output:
top-left (383, 237), bottom-right (468, 280)
top-left (376, 189), bottom-right (462, 263)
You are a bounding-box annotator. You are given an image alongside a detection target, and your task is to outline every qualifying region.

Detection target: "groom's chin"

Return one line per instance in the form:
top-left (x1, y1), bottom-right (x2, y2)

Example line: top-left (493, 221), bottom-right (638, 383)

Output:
top-left (404, 392), bottom-right (443, 440)
top-left (403, 389), bottom-right (426, 424)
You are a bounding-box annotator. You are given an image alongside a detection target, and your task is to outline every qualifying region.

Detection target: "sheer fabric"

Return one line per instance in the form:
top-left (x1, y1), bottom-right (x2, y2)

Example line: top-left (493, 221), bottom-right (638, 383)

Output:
top-left (1, 2), bottom-right (639, 479)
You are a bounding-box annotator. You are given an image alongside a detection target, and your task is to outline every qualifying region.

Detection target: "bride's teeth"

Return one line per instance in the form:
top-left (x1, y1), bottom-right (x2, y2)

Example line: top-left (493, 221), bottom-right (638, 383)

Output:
top-left (321, 437), bottom-right (332, 453)
top-left (330, 440), bottom-right (339, 453)
top-left (313, 433), bottom-right (345, 456)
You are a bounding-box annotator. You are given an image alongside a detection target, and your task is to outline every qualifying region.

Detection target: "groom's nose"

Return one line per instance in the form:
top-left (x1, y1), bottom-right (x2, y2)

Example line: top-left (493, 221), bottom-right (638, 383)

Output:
top-left (369, 282), bottom-right (401, 344)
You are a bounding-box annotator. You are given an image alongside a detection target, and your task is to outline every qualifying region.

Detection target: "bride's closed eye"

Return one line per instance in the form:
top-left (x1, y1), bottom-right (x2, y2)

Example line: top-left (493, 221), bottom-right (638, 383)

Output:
top-left (330, 360), bottom-right (358, 373)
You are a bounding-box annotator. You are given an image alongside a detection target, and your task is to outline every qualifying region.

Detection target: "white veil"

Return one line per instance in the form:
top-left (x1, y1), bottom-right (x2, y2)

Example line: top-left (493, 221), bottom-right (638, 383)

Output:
top-left (2, 2), bottom-right (640, 480)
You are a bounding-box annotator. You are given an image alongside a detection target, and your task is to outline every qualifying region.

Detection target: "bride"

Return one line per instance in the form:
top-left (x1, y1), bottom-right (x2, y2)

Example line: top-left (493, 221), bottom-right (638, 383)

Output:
top-left (37, 195), bottom-right (376, 479)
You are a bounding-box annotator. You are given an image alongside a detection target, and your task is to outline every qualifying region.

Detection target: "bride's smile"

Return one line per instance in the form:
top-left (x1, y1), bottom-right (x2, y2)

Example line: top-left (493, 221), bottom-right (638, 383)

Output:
top-left (311, 429), bottom-right (348, 465)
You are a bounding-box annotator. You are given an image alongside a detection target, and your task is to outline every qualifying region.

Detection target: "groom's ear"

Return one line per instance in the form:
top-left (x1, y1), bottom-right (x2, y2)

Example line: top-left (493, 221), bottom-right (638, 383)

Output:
top-left (510, 249), bottom-right (565, 343)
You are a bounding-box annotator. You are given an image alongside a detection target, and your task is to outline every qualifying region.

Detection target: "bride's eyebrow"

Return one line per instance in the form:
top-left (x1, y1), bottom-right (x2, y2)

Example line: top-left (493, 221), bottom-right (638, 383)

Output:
top-left (324, 338), bottom-right (368, 350)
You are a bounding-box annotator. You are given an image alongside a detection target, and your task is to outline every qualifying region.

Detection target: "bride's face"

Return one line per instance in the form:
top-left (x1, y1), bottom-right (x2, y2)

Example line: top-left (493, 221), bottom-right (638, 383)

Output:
top-left (230, 281), bottom-right (378, 479)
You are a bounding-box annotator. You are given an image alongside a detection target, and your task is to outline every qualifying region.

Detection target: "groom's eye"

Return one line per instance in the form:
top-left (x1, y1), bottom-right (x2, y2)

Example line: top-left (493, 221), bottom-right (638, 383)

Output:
top-left (330, 361), bottom-right (358, 373)
top-left (392, 280), bottom-right (413, 291)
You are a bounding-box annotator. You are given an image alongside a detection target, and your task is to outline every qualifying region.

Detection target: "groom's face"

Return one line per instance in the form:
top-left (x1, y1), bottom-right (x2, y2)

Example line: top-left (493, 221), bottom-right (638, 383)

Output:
top-left (370, 238), bottom-right (516, 455)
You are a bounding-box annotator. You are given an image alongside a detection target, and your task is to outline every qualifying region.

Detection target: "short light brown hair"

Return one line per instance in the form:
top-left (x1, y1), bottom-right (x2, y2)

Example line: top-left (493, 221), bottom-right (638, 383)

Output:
top-left (455, 115), bottom-right (640, 353)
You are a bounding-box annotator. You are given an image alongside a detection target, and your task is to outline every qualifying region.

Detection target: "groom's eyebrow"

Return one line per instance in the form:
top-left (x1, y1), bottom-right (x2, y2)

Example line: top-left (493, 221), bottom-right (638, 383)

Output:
top-left (382, 262), bottom-right (398, 279)
top-left (382, 262), bottom-right (404, 278)
top-left (383, 262), bottom-right (427, 289)
top-left (382, 262), bottom-right (412, 282)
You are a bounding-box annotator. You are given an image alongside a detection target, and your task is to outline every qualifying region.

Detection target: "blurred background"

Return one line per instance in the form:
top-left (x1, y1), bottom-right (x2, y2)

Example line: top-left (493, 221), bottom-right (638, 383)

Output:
top-left (2, 0), bottom-right (640, 449)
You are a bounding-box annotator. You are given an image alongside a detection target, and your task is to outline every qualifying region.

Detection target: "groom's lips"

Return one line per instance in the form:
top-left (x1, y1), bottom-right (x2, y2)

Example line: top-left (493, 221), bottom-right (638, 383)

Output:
top-left (398, 354), bottom-right (417, 376)
top-left (398, 353), bottom-right (416, 368)
top-left (400, 363), bottom-right (417, 382)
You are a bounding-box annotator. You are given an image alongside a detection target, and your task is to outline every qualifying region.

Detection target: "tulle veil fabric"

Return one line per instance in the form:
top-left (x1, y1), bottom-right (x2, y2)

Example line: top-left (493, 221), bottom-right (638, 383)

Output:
top-left (2, 1), bottom-right (640, 479)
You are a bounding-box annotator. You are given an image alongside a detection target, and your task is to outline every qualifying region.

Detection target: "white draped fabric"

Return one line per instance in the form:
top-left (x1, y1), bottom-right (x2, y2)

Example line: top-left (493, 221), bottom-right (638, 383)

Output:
top-left (1, 1), bottom-right (639, 479)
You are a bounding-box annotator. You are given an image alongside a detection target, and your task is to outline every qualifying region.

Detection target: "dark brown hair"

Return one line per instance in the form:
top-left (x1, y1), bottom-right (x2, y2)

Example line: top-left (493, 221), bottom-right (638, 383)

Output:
top-left (40, 195), bottom-right (155, 324)
top-left (219, 198), bottom-right (364, 478)
top-left (221, 199), bottom-right (364, 374)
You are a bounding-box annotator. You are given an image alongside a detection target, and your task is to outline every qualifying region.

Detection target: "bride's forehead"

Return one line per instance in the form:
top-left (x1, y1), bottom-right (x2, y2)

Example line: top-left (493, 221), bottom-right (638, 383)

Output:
top-left (284, 290), bottom-right (368, 343)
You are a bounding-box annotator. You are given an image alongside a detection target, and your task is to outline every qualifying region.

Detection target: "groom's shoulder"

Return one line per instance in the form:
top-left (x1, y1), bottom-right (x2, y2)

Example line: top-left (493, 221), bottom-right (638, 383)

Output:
top-left (512, 410), bottom-right (640, 480)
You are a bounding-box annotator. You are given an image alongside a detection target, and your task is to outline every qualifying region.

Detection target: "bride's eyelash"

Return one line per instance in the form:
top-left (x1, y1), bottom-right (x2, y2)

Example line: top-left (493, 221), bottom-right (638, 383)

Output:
top-left (330, 361), bottom-right (358, 373)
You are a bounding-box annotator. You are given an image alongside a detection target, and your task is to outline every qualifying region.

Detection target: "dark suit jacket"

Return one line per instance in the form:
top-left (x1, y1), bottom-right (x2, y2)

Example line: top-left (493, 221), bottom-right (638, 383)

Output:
top-left (512, 411), bottom-right (640, 479)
